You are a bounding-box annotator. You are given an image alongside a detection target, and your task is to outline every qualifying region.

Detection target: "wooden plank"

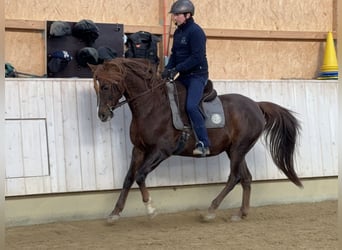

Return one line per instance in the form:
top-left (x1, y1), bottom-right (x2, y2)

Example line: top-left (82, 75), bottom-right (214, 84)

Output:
top-left (124, 25), bottom-right (164, 35)
top-left (5, 119), bottom-right (49, 178)
top-left (5, 19), bottom-right (45, 31)
top-left (193, 158), bottom-right (208, 184)
top-left (317, 82), bottom-right (338, 176)
top-left (127, 25), bottom-right (337, 41)
top-left (269, 81), bottom-right (290, 179)
top-left (24, 176), bottom-right (48, 195)
top-left (76, 82), bottom-right (97, 190)
top-left (5, 120), bottom-right (24, 178)
top-left (293, 81), bottom-right (312, 177)
top-left (6, 19), bottom-right (336, 41)
top-left (122, 106), bottom-right (137, 188)
top-left (6, 176), bottom-right (51, 195)
top-left (154, 161), bottom-right (170, 187)
top-left (206, 157), bottom-right (221, 183)
top-left (245, 81), bottom-right (268, 180)
top-left (21, 119), bottom-right (49, 177)
top-left (51, 80), bottom-right (67, 192)
top-left (327, 83), bottom-right (338, 175)
top-left (5, 80), bottom-right (20, 118)
top-left (332, 0), bottom-right (337, 32)
top-left (6, 178), bottom-right (26, 196)
top-left (43, 80), bottom-right (58, 192)
top-left (18, 80), bottom-right (46, 118)
top-left (257, 81), bottom-right (277, 180)
top-left (5, 31), bottom-right (46, 76)
top-left (213, 82), bottom-right (231, 183)
top-left (180, 157), bottom-right (195, 185)
top-left (203, 29), bottom-right (335, 40)
top-left (92, 109), bottom-right (115, 190)
top-left (112, 105), bottom-right (133, 188)
top-left (167, 156), bottom-right (183, 186)
top-left (61, 81), bottom-right (83, 191)
top-left (305, 82), bottom-right (324, 177)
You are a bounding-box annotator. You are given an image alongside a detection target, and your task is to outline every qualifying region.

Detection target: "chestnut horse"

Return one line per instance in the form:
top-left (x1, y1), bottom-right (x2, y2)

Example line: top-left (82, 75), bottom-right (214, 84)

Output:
top-left (90, 58), bottom-right (302, 223)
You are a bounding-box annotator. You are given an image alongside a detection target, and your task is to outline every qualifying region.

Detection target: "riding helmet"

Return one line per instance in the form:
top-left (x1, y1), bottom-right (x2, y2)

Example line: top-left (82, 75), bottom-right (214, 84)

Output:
top-left (169, 0), bottom-right (195, 16)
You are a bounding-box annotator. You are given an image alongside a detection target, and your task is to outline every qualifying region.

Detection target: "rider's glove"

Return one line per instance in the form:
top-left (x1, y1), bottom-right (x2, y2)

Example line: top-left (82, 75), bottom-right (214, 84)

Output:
top-left (161, 68), bottom-right (169, 79)
top-left (168, 68), bottom-right (178, 79)
top-left (161, 68), bottom-right (178, 80)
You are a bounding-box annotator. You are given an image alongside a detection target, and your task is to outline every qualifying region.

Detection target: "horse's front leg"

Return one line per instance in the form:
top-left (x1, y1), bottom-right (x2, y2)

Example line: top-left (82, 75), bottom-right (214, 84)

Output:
top-left (107, 147), bottom-right (144, 223)
top-left (138, 181), bottom-right (157, 218)
top-left (107, 168), bottom-right (134, 223)
top-left (135, 149), bottom-right (169, 218)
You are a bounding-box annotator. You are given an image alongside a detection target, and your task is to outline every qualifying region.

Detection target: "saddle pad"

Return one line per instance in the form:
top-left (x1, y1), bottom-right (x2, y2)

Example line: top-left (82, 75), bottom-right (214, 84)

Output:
top-left (202, 97), bottom-right (225, 128)
top-left (166, 81), bottom-right (226, 130)
top-left (166, 82), bottom-right (185, 130)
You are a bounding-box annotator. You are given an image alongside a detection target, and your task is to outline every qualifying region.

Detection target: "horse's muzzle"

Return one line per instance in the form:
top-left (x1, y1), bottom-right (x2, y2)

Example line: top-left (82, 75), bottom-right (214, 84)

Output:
top-left (98, 110), bottom-right (113, 122)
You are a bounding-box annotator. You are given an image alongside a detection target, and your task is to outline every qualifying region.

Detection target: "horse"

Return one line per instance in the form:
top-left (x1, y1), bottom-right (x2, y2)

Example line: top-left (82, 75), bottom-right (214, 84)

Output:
top-left (89, 58), bottom-right (303, 223)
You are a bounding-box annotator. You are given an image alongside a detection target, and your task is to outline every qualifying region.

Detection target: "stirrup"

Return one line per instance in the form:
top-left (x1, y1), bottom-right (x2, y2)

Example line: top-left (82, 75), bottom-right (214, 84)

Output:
top-left (193, 141), bottom-right (210, 156)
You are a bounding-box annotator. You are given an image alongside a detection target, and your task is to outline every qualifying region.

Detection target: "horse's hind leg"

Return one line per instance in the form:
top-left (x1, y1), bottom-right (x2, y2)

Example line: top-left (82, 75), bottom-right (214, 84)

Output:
top-left (203, 151), bottom-right (251, 221)
top-left (203, 175), bottom-right (240, 221)
top-left (231, 159), bottom-right (252, 221)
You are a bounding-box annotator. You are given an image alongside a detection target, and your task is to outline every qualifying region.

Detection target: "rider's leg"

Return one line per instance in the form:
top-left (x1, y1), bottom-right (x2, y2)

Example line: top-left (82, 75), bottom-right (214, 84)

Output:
top-left (182, 74), bottom-right (211, 155)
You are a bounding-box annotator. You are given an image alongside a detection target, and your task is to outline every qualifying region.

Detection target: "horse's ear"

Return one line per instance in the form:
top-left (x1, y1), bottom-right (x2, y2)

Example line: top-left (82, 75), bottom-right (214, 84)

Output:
top-left (88, 63), bottom-right (97, 73)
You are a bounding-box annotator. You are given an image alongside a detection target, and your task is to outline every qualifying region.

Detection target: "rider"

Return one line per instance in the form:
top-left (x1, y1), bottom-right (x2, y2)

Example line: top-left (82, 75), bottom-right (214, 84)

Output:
top-left (162, 0), bottom-right (210, 156)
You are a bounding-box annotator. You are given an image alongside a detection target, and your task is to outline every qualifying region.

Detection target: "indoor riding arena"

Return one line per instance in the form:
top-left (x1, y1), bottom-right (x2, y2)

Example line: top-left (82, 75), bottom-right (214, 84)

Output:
top-left (4, 1), bottom-right (338, 249)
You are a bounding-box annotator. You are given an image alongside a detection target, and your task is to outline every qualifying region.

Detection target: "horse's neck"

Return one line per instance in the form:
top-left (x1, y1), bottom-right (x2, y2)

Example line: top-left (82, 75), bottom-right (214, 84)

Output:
top-left (125, 82), bottom-right (169, 118)
top-left (124, 78), bottom-right (150, 99)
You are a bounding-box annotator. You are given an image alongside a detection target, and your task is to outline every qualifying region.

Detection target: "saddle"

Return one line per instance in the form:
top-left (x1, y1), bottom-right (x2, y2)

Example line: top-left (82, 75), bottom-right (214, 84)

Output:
top-left (202, 80), bottom-right (217, 102)
top-left (166, 80), bottom-right (225, 131)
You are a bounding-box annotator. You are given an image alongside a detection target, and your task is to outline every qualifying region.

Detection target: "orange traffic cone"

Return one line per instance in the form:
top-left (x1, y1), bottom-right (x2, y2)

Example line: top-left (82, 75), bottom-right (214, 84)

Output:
top-left (318, 32), bottom-right (338, 79)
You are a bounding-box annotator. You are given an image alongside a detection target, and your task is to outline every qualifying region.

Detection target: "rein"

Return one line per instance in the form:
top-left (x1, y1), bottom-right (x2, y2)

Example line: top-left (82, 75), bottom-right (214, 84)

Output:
top-left (108, 80), bottom-right (166, 111)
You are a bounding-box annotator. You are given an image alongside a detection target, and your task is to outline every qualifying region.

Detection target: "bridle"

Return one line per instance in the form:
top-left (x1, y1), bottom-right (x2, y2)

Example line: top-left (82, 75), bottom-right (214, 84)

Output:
top-left (103, 80), bottom-right (166, 112)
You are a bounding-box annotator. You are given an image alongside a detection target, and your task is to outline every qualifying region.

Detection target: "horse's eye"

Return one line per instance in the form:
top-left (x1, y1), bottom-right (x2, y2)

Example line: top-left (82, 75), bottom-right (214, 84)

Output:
top-left (101, 85), bottom-right (110, 91)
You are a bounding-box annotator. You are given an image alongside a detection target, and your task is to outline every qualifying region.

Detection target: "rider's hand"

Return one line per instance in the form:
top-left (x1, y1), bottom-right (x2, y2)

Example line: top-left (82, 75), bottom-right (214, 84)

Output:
top-left (161, 68), bottom-right (178, 80)
top-left (161, 68), bottom-right (169, 79)
top-left (168, 68), bottom-right (178, 79)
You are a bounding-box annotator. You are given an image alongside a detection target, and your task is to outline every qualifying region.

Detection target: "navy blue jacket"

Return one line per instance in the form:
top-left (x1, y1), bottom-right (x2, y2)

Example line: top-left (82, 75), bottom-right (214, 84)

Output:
top-left (166, 17), bottom-right (208, 75)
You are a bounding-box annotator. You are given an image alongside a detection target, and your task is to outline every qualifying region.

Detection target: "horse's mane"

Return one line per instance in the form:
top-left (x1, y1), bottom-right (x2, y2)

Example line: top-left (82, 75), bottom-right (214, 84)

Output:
top-left (94, 58), bottom-right (159, 84)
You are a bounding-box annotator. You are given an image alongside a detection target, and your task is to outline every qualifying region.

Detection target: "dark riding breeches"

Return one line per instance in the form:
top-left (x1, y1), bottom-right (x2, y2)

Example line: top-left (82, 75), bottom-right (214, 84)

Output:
top-left (177, 73), bottom-right (211, 147)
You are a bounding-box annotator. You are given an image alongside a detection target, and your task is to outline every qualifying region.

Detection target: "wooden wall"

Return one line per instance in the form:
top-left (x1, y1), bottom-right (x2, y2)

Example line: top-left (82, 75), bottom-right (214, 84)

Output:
top-left (5, 79), bottom-right (338, 196)
top-left (5, 0), bottom-right (337, 79)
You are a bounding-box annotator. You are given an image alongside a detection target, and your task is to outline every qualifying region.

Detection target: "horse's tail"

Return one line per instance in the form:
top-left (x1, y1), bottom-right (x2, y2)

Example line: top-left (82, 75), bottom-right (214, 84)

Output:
top-left (258, 101), bottom-right (303, 187)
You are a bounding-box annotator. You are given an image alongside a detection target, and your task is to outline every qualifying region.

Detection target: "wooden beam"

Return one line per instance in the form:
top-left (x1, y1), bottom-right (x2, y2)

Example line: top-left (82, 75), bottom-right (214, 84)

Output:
top-left (124, 25), bottom-right (164, 35)
top-left (5, 19), bottom-right (335, 41)
top-left (332, 0), bottom-right (337, 33)
top-left (196, 29), bottom-right (335, 41)
top-left (5, 19), bottom-right (45, 31)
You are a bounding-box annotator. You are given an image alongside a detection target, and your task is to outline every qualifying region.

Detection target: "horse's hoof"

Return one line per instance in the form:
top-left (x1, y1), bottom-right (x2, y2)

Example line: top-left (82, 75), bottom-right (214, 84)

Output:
top-left (107, 214), bottom-right (120, 224)
top-left (148, 210), bottom-right (158, 219)
top-left (201, 212), bottom-right (216, 222)
top-left (230, 215), bottom-right (242, 222)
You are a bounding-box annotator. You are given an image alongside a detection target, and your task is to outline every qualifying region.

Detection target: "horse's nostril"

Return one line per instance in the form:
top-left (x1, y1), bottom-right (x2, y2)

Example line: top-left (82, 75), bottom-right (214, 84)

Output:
top-left (99, 111), bottom-right (114, 122)
top-left (99, 113), bottom-right (106, 121)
